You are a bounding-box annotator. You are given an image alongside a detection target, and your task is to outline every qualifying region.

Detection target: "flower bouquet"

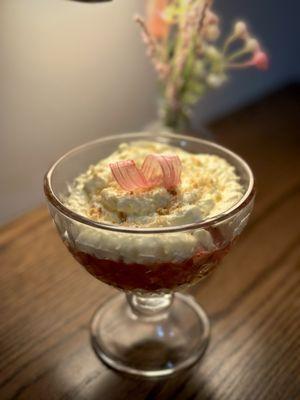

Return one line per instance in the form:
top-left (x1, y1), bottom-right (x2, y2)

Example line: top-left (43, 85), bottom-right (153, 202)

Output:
top-left (135, 0), bottom-right (268, 132)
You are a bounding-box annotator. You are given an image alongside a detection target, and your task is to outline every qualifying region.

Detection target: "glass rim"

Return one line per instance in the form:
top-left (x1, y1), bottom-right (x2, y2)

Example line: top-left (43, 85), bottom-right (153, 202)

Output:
top-left (44, 132), bottom-right (255, 234)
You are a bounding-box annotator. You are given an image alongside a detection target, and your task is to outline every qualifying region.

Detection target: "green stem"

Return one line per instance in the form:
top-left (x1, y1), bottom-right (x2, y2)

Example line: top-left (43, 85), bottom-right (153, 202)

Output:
top-left (223, 34), bottom-right (237, 55)
top-left (162, 101), bottom-right (190, 132)
top-left (226, 47), bottom-right (251, 61)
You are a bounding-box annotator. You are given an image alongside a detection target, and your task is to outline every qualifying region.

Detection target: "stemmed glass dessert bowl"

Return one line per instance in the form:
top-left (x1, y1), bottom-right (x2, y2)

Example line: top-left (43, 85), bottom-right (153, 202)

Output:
top-left (44, 132), bottom-right (255, 378)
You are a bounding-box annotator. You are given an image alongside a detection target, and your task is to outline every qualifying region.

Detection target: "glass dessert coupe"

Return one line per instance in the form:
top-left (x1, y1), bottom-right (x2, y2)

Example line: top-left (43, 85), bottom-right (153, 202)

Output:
top-left (44, 132), bottom-right (255, 377)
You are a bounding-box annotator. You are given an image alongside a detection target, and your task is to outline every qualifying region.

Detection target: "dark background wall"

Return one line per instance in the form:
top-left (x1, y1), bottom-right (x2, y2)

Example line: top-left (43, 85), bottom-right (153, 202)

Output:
top-left (194, 0), bottom-right (300, 122)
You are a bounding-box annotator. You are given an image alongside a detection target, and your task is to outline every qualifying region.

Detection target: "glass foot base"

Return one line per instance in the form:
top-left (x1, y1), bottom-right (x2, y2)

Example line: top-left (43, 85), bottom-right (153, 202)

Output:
top-left (90, 293), bottom-right (210, 378)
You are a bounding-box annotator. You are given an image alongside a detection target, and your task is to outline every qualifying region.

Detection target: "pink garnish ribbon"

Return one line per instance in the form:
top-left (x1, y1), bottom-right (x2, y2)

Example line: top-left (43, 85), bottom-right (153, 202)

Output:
top-left (109, 154), bottom-right (182, 191)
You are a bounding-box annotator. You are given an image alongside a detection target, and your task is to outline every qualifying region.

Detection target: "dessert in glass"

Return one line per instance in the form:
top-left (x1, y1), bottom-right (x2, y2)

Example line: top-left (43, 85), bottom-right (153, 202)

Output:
top-left (44, 132), bottom-right (254, 377)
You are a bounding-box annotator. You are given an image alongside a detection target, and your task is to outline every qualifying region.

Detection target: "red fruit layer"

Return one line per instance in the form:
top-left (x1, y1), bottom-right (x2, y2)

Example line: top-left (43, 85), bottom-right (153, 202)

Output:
top-left (68, 243), bottom-right (232, 292)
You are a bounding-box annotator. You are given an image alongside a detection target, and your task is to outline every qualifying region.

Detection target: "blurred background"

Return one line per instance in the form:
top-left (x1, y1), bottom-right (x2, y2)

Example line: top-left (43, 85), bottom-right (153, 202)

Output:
top-left (0, 0), bottom-right (299, 225)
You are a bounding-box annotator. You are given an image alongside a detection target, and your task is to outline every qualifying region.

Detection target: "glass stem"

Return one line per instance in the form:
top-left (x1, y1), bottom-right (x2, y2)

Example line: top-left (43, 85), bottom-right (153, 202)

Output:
top-left (126, 293), bottom-right (174, 320)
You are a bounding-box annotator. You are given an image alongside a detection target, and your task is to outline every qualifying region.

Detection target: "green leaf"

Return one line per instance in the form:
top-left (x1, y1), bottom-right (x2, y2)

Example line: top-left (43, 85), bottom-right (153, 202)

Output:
top-left (182, 92), bottom-right (199, 105)
top-left (182, 81), bottom-right (206, 105)
top-left (189, 81), bottom-right (206, 95)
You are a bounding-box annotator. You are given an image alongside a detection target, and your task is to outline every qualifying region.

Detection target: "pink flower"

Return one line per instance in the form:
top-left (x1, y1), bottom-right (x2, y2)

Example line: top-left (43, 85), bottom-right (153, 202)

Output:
top-left (147, 0), bottom-right (169, 39)
top-left (228, 50), bottom-right (269, 71)
top-left (250, 50), bottom-right (269, 70)
top-left (204, 10), bottom-right (219, 26)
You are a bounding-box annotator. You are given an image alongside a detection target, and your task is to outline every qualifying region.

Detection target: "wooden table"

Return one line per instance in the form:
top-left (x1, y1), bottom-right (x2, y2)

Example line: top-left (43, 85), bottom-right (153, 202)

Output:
top-left (1, 86), bottom-right (300, 400)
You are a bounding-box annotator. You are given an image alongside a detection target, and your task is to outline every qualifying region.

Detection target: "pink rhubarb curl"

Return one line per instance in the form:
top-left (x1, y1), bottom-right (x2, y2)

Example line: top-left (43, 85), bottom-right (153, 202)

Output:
top-left (109, 154), bottom-right (182, 191)
top-left (109, 160), bottom-right (148, 191)
top-left (142, 154), bottom-right (182, 190)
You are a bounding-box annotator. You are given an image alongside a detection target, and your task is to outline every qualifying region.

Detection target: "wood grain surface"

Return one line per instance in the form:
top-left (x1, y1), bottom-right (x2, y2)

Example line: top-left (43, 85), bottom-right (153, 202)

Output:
top-left (1, 85), bottom-right (300, 400)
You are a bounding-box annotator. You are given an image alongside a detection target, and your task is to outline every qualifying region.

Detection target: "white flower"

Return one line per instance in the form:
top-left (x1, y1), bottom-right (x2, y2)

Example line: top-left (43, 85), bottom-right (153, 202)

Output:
top-left (207, 74), bottom-right (226, 88)
top-left (234, 21), bottom-right (248, 37)
top-left (245, 38), bottom-right (260, 52)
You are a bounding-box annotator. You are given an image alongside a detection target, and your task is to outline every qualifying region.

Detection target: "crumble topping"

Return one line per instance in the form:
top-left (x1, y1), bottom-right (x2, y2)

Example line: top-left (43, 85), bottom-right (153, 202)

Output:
top-left (65, 140), bottom-right (243, 228)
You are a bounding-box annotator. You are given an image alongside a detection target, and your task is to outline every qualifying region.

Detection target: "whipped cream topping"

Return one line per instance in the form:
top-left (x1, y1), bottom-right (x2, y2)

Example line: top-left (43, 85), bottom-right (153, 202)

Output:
top-left (65, 141), bottom-right (243, 227)
top-left (62, 140), bottom-right (244, 265)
